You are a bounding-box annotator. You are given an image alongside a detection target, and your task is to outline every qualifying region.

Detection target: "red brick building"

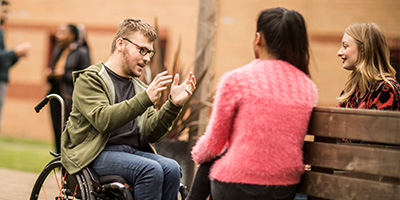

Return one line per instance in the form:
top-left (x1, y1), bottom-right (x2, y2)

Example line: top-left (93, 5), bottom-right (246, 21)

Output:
top-left (2, 0), bottom-right (400, 141)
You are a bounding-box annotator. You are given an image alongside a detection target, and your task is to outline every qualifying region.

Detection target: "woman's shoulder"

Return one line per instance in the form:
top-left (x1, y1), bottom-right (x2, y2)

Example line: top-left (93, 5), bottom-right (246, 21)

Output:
top-left (374, 78), bottom-right (400, 94)
top-left (73, 45), bottom-right (90, 54)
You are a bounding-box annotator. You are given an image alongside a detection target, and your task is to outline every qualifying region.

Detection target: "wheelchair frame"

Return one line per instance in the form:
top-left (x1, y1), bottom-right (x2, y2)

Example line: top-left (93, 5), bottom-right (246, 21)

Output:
top-left (30, 94), bottom-right (187, 200)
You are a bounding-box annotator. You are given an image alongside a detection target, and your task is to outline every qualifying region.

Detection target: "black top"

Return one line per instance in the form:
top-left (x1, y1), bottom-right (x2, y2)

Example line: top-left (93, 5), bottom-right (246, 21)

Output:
top-left (105, 65), bottom-right (142, 149)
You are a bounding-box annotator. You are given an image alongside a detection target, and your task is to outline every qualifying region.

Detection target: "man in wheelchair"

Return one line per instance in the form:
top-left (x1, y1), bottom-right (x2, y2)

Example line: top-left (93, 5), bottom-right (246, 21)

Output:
top-left (60, 17), bottom-right (196, 200)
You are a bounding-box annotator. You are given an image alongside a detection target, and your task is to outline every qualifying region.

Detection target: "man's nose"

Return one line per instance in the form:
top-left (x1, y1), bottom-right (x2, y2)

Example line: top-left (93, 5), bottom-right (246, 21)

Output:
top-left (143, 54), bottom-right (151, 62)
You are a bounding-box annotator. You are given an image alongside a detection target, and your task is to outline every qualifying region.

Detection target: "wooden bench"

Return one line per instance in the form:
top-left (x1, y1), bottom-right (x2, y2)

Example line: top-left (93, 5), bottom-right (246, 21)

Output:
top-left (298, 107), bottom-right (400, 200)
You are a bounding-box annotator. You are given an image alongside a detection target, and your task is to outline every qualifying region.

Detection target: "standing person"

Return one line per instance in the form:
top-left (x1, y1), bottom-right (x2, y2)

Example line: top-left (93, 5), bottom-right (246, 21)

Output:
top-left (60, 17), bottom-right (196, 200)
top-left (337, 23), bottom-right (400, 111)
top-left (187, 7), bottom-right (317, 200)
top-left (46, 23), bottom-right (91, 153)
top-left (0, 0), bottom-right (30, 129)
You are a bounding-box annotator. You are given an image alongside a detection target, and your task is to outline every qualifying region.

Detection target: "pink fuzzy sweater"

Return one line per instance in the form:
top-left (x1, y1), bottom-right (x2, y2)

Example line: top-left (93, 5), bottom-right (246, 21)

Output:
top-left (191, 59), bottom-right (318, 186)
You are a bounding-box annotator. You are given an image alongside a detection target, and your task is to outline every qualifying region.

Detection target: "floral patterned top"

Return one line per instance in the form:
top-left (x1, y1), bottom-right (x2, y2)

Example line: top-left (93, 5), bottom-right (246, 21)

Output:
top-left (337, 78), bottom-right (400, 111)
top-left (337, 78), bottom-right (400, 143)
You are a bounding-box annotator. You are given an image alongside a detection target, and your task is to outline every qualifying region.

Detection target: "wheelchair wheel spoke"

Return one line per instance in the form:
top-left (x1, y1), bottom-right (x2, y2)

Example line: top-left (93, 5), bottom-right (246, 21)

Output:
top-left (30, 157), bottom-right (91, 200)
top-left (41, 186), bottom-right (48, 200)
top-left (52, 169), bottom-right (63, 200)
top-left (72, 184), bottom-right (78, 200)
top-left (56, 170), bottom-right (68, 200)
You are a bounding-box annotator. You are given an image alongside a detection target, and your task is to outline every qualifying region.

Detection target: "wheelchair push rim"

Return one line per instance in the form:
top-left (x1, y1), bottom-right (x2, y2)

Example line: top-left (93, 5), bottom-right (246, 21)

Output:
top-left (30, 157), bottom-right (92, 200)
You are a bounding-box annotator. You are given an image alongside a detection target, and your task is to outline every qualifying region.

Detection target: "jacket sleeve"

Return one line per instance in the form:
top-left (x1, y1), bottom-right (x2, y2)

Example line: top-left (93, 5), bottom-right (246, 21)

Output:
top-left (0, 50), bottom-right (18, 70)
top-left (72, 71), bottom-right (154, 134)
top-left (191, 73), bottom-right (239, 164)
top-left (0, 29), bottom-right (19, 69)
top-left (140, 96), bottom-right (182, 143)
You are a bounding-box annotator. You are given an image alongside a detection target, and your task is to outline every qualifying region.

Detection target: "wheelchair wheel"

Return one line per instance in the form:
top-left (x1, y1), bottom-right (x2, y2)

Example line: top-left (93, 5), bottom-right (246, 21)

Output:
top-left (82, 170), bottom-right (134, 200)
top-left (30, 156), bottom-right (94, 200)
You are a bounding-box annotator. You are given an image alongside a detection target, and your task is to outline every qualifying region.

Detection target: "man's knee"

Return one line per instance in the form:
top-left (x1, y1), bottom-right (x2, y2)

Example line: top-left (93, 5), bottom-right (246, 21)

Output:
top-left (143, 160), bottom-right (164, 176)
top-left (163, 158), bottom-right (181, 179)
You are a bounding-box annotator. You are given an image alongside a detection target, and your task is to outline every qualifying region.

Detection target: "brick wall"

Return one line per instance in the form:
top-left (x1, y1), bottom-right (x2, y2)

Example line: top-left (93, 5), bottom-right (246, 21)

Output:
top-left (2, 0), bottom-right (399, 141)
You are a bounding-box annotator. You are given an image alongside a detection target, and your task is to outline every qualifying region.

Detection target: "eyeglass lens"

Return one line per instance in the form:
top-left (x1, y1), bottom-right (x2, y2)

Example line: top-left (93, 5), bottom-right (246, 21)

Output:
top-left (139, 47), bottom-right (155, 58)
top-left (122, 38), bottom-right (155, 58)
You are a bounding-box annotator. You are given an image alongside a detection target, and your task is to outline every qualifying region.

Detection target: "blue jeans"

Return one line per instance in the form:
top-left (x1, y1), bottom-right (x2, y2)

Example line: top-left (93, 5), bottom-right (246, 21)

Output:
top-left (91, 145), bottom-right (181, 200)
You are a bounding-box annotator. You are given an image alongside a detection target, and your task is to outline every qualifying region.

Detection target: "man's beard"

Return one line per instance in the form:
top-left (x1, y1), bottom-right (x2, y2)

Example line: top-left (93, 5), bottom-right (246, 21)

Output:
top-left (122, 49), bottom-right (140, 78)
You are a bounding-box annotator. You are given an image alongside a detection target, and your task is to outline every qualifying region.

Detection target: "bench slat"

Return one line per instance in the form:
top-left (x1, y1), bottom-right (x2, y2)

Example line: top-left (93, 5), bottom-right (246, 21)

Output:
top-left (298, 171), bottom-right (400, 200)
top-left (303, 142), bottom-right (400, 178)
top-left (308, 107), bottom-right (400, 145)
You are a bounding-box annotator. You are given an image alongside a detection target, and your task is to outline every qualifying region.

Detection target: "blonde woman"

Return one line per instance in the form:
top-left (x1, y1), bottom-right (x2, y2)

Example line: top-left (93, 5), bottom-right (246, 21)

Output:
top-left (337, 23), bottom-right (400, 110)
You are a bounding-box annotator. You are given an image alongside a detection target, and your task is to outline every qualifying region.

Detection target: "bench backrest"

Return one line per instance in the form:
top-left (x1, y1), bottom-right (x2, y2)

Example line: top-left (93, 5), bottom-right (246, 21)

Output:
top-left (298, 107), bottom-right (400, 200)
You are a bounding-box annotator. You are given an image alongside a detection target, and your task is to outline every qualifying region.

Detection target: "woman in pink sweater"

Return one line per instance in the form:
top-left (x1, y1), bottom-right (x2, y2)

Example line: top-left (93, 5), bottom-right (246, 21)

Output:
top-left (187, 7), bottom-right (318, 200)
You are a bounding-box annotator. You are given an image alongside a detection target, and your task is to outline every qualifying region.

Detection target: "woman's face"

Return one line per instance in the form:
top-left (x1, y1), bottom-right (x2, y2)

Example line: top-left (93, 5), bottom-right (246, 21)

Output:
top-left (55, 24), bottom-right (75, 46)
top-left (337, 33), bottom-right (359, 71)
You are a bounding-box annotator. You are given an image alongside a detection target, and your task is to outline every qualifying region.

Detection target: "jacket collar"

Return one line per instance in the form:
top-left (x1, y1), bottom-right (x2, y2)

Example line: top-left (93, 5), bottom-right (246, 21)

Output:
top-left (72, 61), bottom-right (149, 104)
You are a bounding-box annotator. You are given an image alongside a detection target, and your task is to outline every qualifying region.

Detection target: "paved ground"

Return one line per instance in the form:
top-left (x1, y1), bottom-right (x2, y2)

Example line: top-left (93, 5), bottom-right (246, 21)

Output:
top-left (0, 168), bottom-right (38, 200)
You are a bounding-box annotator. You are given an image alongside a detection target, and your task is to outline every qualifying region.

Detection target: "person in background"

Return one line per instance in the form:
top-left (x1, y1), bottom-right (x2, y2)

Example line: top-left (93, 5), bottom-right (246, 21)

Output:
top-left (337, 23), bottom-right (400, 111)
top-left (187, 7), bottom-right (318, 200)
top-left (0, 0), bottom-right (30, 130)
top-left (46, 23), bottom-right (91, 153)
top-left (61, 17), bottom-right (196, 200)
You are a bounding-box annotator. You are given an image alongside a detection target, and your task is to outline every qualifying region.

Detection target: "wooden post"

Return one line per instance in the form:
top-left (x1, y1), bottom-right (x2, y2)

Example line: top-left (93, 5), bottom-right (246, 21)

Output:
top-left (185, 0), bottom-right (218, 186)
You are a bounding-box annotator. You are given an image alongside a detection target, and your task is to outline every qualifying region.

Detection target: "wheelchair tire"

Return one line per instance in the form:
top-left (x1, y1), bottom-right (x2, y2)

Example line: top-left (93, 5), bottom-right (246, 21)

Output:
top-left (30, 156), bottom-right (94, 200)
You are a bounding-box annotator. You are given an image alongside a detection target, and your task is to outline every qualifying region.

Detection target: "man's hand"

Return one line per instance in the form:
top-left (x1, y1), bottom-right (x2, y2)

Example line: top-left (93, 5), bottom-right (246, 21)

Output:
top-left (146, 71), bottom-right (173, 104)
top-left (170, 72), bottom-right (196, 106)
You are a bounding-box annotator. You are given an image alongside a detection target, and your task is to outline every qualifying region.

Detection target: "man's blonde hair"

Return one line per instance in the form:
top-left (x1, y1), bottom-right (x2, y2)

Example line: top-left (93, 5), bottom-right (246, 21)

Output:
top-left (110, 17), bottom-right (157, 53)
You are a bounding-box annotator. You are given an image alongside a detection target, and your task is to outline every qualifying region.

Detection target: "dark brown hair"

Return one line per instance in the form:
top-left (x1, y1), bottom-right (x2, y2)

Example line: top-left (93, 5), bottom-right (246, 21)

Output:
top-left (257, 7), bottom-right (310, 76)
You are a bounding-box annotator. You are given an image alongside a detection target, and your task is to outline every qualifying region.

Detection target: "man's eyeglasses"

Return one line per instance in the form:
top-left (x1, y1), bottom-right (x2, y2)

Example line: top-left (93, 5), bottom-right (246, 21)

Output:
top-left (122, 38), bottom-right (155, 58)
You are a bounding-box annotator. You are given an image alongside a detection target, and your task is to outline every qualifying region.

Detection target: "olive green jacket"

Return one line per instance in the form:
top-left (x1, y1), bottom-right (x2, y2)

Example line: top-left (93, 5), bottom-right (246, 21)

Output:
top-left (61, 62), bottom-right (181, 174)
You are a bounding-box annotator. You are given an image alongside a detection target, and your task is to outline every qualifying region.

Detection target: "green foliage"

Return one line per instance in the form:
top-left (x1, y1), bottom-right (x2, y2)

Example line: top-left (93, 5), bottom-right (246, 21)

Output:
top-left (151, 18), bottom-right (212, 140)
top-left (0, 135), bottom-right (53, 173)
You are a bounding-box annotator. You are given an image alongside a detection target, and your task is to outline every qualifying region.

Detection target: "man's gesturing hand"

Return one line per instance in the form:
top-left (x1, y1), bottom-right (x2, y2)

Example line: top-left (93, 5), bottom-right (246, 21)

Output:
top-left (146, 71), bottom-right (173, 104)
top-left (170, 72), bottom-right (196, 106)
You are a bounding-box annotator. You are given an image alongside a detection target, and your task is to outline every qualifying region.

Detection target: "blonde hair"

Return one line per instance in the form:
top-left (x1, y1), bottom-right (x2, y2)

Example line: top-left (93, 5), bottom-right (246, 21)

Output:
top-left (338, 23), bottom-right (397, 102)
top-left (110, 17), bottom-right (157, 53)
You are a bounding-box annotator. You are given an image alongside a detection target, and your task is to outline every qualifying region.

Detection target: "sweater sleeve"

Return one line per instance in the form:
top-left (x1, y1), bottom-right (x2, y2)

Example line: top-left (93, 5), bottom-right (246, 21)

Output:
top-left (191, 73), bottom-right (239, 164)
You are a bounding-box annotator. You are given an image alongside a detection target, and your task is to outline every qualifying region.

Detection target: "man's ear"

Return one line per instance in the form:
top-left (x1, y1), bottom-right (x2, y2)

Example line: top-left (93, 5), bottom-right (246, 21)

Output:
top-left (116, 38), bottom-right (124, 51)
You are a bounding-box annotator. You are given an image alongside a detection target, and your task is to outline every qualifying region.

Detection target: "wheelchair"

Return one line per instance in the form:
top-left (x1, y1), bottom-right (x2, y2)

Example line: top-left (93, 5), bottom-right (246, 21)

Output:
top-left (30, 94), bottom-right (188, 200)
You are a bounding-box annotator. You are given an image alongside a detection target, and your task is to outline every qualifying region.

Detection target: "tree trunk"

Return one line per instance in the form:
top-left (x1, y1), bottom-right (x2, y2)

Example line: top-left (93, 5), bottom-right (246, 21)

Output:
top-left (186, 0), bottom-right (218, 187)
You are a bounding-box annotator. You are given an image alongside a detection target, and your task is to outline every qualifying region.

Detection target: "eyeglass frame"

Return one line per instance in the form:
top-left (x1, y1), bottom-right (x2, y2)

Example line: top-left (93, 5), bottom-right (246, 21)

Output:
top-left (121, 38), bottom-right (156, 58)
